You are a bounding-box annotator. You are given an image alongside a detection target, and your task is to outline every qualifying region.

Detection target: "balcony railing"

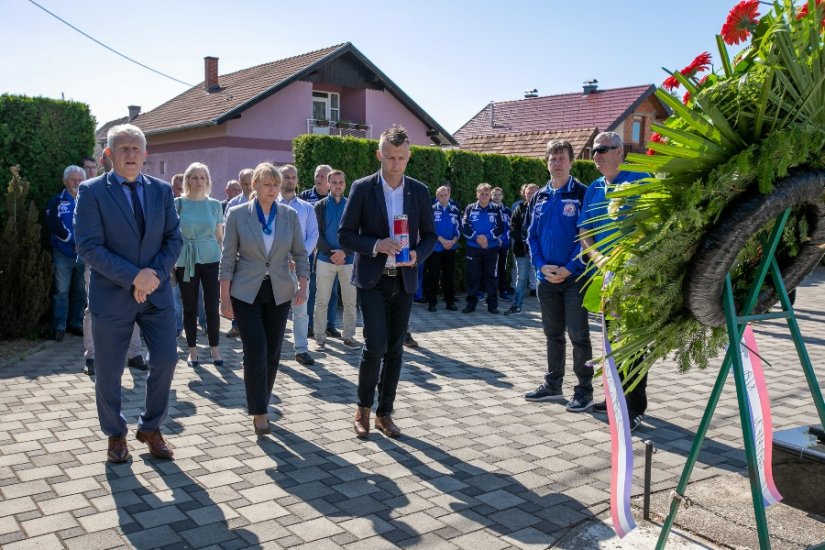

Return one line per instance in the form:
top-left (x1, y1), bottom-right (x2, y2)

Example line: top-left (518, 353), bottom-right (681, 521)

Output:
top-left (306, 119), bottom-right (372, 139)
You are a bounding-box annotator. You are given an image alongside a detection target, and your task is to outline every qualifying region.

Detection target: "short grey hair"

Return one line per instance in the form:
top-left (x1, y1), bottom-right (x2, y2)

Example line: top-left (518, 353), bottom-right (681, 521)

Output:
top-left (63, 165), bottom-right (85, 180)
top-left (594, 131), bottom-right (623, 147)
top-left (107, 124), bottom-right (146, 150)
top-left (314, 164), bottom-right (332, 179)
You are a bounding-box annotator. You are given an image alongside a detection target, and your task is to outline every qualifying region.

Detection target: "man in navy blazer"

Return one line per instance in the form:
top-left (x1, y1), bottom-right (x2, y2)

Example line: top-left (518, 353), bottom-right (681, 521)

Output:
top-left (75, 124), bottom-right (182, 463)
top-left (339, 125), bottom-right (436, 439)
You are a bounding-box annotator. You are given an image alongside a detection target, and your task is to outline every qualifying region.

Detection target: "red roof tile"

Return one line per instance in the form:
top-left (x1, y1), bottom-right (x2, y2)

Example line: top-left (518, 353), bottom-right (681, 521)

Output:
top-left (454, 85), bottom-right (657, 143)
top-left (122, 44), bottom-right (346, 136)
top-left (458, 129), bottom-right (598, 159)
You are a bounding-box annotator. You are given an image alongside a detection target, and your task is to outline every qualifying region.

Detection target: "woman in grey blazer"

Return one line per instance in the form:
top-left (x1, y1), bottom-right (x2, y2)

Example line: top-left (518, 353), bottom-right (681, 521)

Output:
top-left (219, 163), bottom-right (310, 435)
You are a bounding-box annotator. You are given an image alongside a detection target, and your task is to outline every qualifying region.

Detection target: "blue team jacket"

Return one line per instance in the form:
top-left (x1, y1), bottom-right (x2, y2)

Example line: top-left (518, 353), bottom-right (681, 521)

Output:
top-left (461, 201), bottom-right (505, 249)
top-left (527, 177), bottom-right (587, 279)
top-left (432, 202), bottom-right (461, 252)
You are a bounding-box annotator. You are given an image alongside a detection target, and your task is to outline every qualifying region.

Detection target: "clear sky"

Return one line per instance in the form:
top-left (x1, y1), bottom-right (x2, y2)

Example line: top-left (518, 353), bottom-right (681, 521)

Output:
top-left (1, 0), bottom-right (739, 134)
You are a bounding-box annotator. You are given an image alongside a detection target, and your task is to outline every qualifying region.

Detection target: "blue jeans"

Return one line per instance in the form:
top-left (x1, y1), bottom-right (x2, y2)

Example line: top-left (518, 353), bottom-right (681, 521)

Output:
top-left (512, 256), bottom-right (532, 308)
top-left (307, 252), bottom-right (338, 331)
top-left (538, 278), bottom-right (593, 398)
top-left (52, 251), bottom-right (86, 332)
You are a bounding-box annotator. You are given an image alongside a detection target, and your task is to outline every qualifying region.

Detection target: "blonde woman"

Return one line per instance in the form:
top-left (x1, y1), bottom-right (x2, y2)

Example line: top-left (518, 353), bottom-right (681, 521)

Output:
top-left (175, 162), bottom-right (224, 367)
top-left (219, 162), bottom-right (309, 435)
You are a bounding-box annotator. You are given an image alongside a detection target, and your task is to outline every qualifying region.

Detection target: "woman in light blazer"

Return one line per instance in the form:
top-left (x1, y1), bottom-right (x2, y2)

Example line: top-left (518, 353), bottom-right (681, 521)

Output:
top-left (219, 162), bottom-right (309, 435)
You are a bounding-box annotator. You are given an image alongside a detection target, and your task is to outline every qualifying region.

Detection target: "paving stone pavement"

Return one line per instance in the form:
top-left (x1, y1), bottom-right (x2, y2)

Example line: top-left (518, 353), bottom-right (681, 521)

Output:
top-left (1, 268), bottom-right (824, 549)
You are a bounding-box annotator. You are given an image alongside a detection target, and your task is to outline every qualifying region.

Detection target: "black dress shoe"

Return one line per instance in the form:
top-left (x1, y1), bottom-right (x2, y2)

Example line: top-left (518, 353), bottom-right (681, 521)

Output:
top-left (462, 305), bottom-right (475, 314)
top-left (54, 330), bottom-right (65, 342)
top-left (488, 307), bottom-right (500, 314)
top-left (446, 303), bottom-right (458, 311)
top-left (295, 352), bottom-right (314, 365)
top-left (403, 333), bottom-right (419, 348)
top-left (325, 327), bottom-right (341, 338)
top-left (128, 355), bottom-right (148, 370)
top-left (427, 304), bottom-right (437, 312)
top-left (84, 359), bottom-right (95, 376)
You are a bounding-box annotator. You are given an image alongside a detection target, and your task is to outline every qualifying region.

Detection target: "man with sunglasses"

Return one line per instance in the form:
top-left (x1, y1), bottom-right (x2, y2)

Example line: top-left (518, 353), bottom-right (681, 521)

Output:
top-left (578, 131), bottom-right (649, 431)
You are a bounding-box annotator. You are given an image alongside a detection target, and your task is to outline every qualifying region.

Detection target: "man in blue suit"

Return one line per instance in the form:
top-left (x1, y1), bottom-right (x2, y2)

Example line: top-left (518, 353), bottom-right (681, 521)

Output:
top-left (75, 124), bottom-right (182, 463)
top-left (339, 125), bottom-right (437, 439)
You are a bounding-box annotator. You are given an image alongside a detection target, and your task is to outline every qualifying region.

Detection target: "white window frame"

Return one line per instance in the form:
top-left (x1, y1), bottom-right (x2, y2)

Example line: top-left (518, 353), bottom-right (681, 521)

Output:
top-left (312, 90), bottom-right (340, 122)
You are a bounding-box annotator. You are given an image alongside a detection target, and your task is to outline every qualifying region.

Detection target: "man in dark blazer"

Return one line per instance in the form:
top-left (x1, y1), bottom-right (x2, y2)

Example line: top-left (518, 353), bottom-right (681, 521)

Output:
top-left (339, 125), bottom-right (437, 439)
top-left (75, 124), bottom-right (182, 463)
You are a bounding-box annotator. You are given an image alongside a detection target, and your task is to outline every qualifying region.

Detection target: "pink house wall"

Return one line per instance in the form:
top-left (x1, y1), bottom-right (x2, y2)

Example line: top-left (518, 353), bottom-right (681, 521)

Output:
top-left (143, 82), bottom-right (438, 200)
top-left (365, 89), bottom-right (431, 145)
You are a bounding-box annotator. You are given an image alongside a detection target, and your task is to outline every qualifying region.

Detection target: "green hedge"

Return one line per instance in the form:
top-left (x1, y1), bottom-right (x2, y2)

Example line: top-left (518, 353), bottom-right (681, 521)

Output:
top-left (0, 95), bottom-right (95, 227)
top-left (292, 134), bottom-right (599, 291)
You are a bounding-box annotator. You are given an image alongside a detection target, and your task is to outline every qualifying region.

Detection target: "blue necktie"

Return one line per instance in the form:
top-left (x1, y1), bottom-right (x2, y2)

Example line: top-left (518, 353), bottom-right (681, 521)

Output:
top-left (125, 181), bottom-right (145, 237)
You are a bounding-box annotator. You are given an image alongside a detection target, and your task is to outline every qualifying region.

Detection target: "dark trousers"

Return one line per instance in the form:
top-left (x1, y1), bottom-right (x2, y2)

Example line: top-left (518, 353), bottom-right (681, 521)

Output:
top-left (93, 298), bottom-right (177, 436)
top-left (496, 244), bottom-right (511, 292)
top-left (538, 278), bottom-right (593, 398)
top-left (465, 247), bottom-right (499, 309)
top-left (357, 275), bottom-right (413, 417)
top-left (176, 262), bottom-right (220, 348)
top-left (232, 281), bottom-right (291, 415)
top-left (424, 250), bottom-right (456, 306)
top-left (605, 319), bottom-right (648, 415)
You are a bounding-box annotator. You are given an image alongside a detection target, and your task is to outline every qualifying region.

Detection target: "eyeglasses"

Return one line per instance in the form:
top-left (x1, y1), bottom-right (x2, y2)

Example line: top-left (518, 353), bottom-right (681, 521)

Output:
top-left (593, 145), bottom-right (620, 154)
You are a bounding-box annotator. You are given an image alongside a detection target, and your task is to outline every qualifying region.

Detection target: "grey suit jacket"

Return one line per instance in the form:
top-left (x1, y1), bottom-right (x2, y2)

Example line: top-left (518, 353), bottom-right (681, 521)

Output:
top-left (219, 200), bottom-right (310, 305)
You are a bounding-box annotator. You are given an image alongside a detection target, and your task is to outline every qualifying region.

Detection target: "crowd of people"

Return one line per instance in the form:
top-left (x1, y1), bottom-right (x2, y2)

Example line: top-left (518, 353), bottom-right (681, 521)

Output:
top-left (48, 122), bottom-right (648, 463)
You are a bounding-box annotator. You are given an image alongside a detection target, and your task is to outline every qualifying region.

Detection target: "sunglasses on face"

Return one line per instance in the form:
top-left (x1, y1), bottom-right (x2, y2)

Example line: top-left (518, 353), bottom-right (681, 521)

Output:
top-left (593, 145), bottom-right (620, 154)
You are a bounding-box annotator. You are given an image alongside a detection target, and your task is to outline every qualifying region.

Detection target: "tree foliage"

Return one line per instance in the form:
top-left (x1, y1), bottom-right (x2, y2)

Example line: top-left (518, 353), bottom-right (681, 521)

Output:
top-left (0, 166), bottom-right (52, 339)
top-left (0, 95), bottom-right (95, 228)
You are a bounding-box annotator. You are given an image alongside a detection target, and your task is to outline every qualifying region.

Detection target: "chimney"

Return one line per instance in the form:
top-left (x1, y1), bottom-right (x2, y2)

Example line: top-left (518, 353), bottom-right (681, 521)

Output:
top-left (523, 89), bottom-right (538, 99)
top-left (204, 56), bottom-right (219, 92)
top-left (489, 101), bottom-right (495, 128)
top-left (583, 79), bottom-right (599, 95)
top-left (128, 105), bottom-right (141, 120)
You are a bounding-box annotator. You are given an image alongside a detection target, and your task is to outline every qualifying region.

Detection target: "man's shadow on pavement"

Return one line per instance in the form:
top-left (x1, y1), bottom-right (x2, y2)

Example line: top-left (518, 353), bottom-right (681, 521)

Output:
top-left (257, 425), bottom-right (607, 547)
top-left (258, 424), bottom-right (419, 546)
top-left (105, 458), bottom-right (260, 549)
top-left (376, 433), bottom-right (608, 545)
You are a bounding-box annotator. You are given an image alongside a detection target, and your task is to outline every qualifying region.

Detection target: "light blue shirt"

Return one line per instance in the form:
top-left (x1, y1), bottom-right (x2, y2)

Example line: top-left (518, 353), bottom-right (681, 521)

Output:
top-left (277, 194), bottom-right (319, 253)
top-left (226, 193), bottom-right (250, 209)
top-left (112, 171), bottom-right (146, 215)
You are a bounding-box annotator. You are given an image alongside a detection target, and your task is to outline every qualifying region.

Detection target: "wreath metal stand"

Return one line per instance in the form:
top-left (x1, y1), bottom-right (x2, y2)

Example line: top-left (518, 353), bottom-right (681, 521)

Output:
top-left (655, 208), bottom-right (825, 550)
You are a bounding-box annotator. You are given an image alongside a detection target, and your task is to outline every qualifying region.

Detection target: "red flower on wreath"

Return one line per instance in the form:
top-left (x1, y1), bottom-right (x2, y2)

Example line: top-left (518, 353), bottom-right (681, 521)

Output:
top-left (646, 132), bottom-right (667, 155)
top-left (663, 52), bottom-right (712, 91)
top-left (684, 52), bottom-right (712, 75)
top-left (721, 0), bottom-right (760, 45)
top-left (798, 0), bottom-right (825, 26)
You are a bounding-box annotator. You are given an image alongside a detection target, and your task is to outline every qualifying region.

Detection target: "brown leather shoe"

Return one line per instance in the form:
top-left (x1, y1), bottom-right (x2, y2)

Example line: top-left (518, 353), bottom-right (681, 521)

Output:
top-left (354, 406), bottom-right (370, 438)
top-left (107, 435), bottom-right (130, 463)
top-left (375, 415), bottom-right (401, 438)
top-left (136, 430), bottom-right (174, 459)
